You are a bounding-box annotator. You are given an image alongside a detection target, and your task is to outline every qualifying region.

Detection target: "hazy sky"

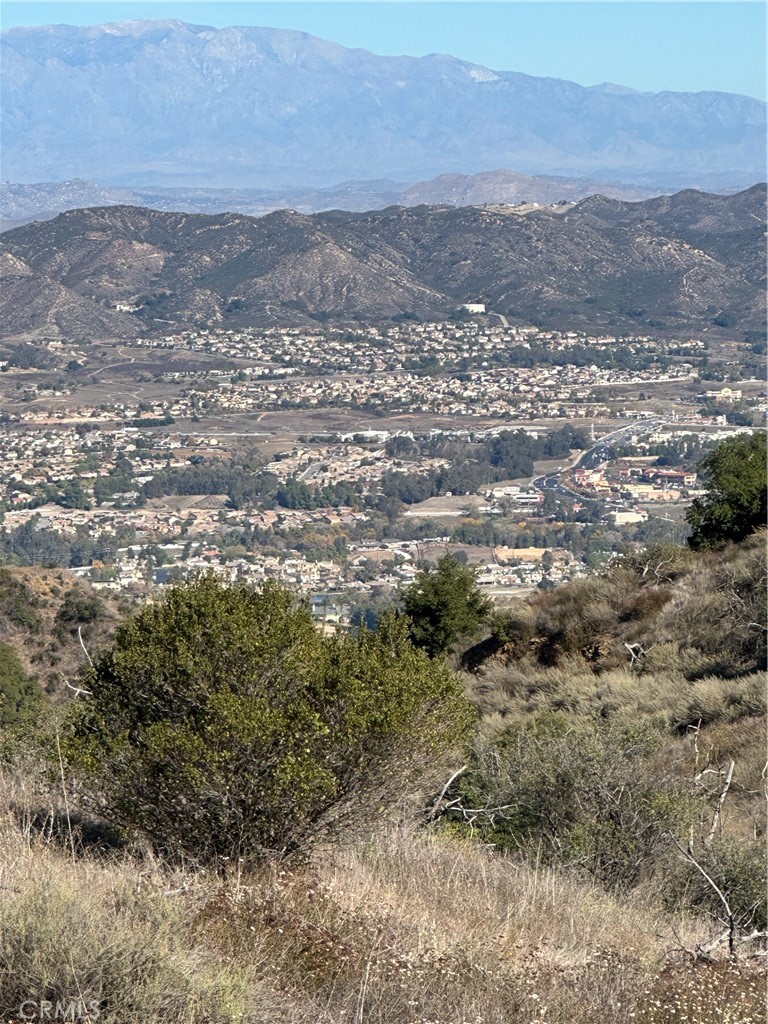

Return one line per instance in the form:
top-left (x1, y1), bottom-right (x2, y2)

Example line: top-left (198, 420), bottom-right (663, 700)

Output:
top-left (2, 2), bottom-right (765, 100)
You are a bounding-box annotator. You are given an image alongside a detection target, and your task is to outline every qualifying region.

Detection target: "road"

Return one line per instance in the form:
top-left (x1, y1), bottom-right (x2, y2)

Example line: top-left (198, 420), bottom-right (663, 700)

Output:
top-left (531, 419), bottom-right (666, 502)
top-left (297, 462), bottom-right (323, 483)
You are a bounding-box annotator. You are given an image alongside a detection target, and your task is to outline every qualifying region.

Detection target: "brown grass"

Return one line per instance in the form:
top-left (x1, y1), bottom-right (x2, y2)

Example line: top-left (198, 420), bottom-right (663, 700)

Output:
top-left (466, 662), bottom-right (766, 735)
top-left (2, 775), bottom-right (762, 1024)
top-left (0, 816), bottom-right (267, 1022)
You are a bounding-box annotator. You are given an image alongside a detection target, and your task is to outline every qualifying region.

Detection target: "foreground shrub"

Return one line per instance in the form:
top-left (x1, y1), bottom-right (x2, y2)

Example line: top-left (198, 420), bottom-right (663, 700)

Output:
top-left (445, 715), bottom-right (700, 888)
top-left (665, 835), bottom-right (768, 933)
top-left (63, 574), bottom-right (473, 864)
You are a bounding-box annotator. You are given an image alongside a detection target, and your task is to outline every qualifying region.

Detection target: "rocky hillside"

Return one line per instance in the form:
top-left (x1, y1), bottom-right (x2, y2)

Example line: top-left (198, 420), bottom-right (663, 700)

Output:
top-left (1, 185), bottom-right (765, 338)
top-left (467, 531), bottom-right (767, 686)
top-left (0, 567), bottom-right (126, 696)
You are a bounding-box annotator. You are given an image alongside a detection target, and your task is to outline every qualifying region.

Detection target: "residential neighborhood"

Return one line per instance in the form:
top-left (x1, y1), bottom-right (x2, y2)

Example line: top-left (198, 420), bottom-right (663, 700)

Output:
top-left (0, 318), bottom-right (763, 619)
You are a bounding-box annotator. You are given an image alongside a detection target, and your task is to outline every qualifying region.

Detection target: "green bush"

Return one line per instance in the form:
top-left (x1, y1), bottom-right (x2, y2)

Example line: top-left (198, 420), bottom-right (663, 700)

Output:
top-left (0, 641), bottom-right (46, 730)
top-left (488, 604), bottom-right (536, 650)
top-left (53, 585), bottom-right (105, 640)
top-left (0, 568), bottom-right (42, 633)
top-left (616, 543), bottom-right (692, 584)
top-left (64, 574), bottom-right (474, 864)
top-left (446, 714), bottom-right (699, 889)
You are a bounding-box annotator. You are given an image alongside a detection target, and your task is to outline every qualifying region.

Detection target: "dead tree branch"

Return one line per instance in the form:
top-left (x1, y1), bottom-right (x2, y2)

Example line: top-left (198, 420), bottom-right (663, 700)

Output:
top-left (624, 641), bottom-right (655, 670)
top-left (427, 764), bottom-right (468, 821)
top-left (60, 672), bottom-right (92, 698)
top-left (705, 759), bottom-right (735, 847)
top-left (671, 835), bottom-right (736, 956)
top-left (77, 626), bottom-right (94, 668)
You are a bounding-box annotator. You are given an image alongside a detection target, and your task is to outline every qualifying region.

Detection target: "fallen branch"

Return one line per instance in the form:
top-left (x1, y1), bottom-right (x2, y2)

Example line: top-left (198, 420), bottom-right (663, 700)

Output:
top-left (427, 764), bottom-right (468, 821)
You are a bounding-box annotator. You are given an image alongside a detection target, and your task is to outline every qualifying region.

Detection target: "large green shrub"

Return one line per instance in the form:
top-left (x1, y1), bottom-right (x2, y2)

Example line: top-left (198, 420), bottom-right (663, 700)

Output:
top-left (64, 574), bottom-right (474, 864)
top-left (53, 585), bottom-right (105, 641)
top-left (0, 569), bottom-right (43, 633)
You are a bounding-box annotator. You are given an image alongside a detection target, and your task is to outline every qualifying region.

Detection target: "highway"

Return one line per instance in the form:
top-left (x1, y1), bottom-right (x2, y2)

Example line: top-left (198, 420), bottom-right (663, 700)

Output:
top-left (532, 419), bottom-right (666, 502)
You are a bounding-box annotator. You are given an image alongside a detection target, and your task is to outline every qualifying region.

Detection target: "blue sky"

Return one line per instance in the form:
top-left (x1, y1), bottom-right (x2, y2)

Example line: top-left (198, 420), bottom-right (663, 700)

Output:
top-left (2, 2), bottom-right (765, 99)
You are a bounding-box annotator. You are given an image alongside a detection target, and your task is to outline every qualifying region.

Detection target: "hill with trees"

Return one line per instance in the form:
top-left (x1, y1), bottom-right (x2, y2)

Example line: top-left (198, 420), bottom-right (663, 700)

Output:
top-left (0, 566), bottom-right (125, 696)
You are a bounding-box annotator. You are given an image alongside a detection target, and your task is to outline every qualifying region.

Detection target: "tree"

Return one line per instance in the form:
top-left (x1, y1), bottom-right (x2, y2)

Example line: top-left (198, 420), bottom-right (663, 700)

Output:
top-left (53, 586), bottom-right (105, 642)
top-left (0, 641), bottom-right (46, 728)
top-left (402, 554), bottom-right (492, 658)
top-left (63, 574), bottom-right (473, 864)
top-left (686, 433), bottom-right (767, 550)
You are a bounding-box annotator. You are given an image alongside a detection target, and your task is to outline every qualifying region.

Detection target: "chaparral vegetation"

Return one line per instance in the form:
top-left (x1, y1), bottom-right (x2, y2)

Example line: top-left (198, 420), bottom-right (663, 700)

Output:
top-left (0, 435), bottom-right (765, 1023)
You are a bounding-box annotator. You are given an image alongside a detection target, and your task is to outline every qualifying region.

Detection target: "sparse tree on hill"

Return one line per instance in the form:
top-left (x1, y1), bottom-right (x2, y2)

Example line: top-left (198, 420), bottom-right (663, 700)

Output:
top-left (402, 554), bottom-right (492, 658)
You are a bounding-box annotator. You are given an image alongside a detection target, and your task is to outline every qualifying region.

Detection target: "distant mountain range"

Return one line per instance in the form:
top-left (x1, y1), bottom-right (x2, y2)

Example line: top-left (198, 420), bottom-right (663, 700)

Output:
top-left (1, 20), bottom-right (765, 191)
top-left (2, 186), bottom-right (764, 340)
top-left (0, 173), bottom-right (673, 231)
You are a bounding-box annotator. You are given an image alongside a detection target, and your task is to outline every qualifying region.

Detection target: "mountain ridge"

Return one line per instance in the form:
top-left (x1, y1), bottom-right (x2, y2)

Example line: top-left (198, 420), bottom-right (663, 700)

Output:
top-left (1, 185), bottom-right (765, 339)
top-left (4, 170), bottom-right (720, 230)
top-left (2, 20), bottom-right (765, 189)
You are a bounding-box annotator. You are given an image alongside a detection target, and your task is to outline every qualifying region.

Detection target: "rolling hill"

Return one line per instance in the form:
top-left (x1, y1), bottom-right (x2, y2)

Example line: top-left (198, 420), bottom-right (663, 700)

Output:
top-left (1, 185), bottom-right (765, 339)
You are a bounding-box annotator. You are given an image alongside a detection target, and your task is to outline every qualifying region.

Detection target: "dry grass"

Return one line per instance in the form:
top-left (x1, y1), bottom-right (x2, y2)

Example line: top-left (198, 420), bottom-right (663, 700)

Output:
top-left (633, 959), bottom-right (766, 1024)
top-left (0, 817), bottom-right (267, 1023)
top-left (0, 791), bottom-right (763, 1024)
top-left (467, 662), bottom-right (766, 735)
top-left (298, 825), bottom-right (666, 1022)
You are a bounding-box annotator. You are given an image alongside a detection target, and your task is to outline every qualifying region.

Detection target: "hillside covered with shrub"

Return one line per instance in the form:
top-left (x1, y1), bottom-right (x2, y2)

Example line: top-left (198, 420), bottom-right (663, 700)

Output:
top-left (0, 567), bottom-right (126, 697)
top-left (0, 446), bottom-right (765, 1022)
